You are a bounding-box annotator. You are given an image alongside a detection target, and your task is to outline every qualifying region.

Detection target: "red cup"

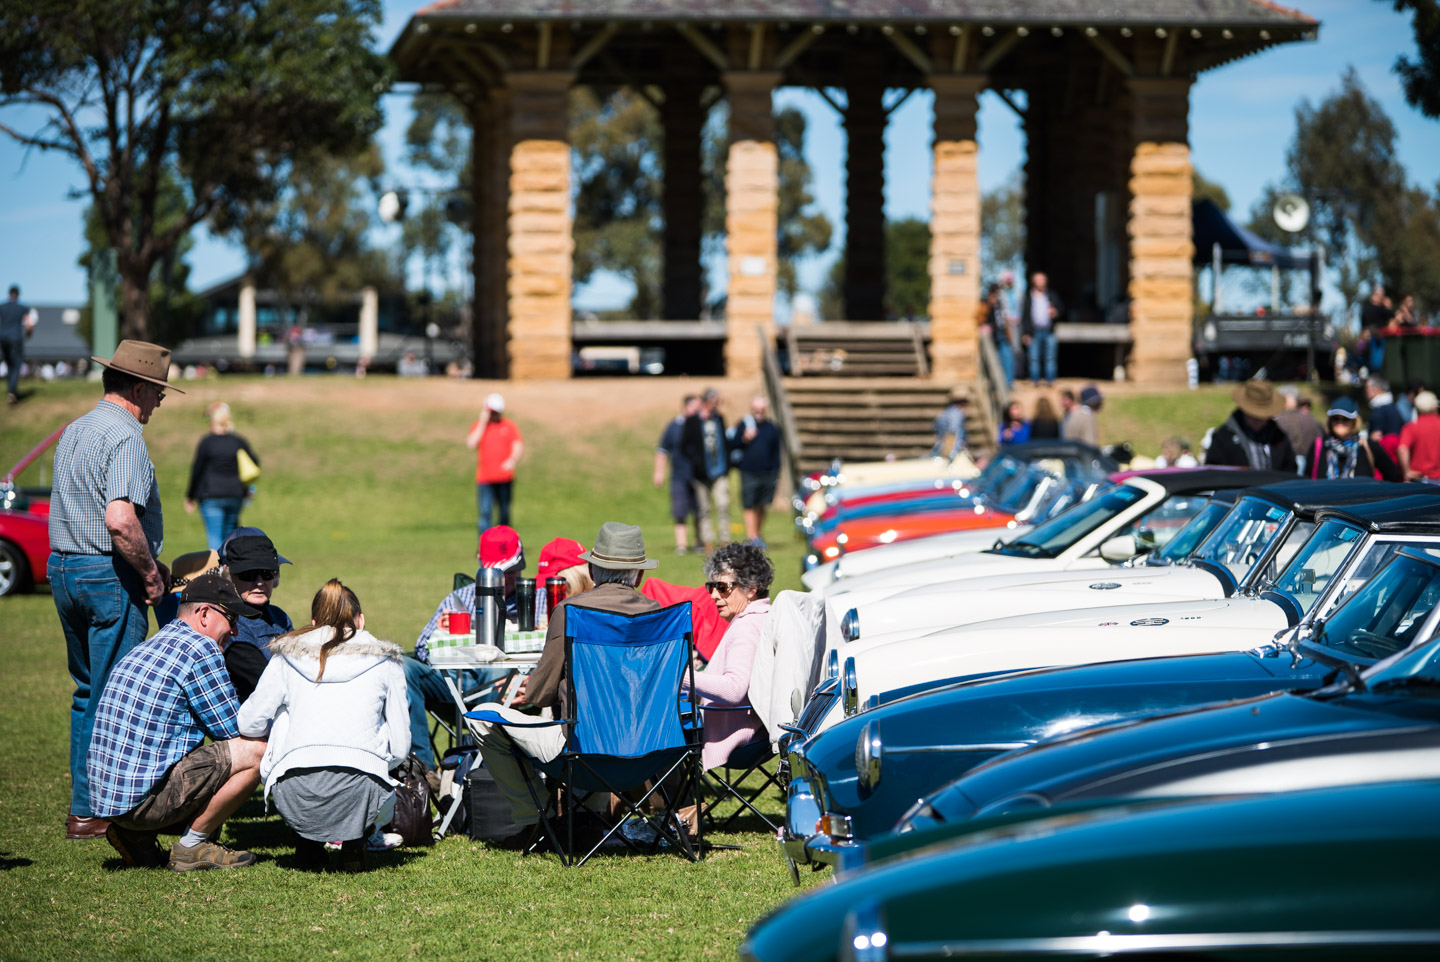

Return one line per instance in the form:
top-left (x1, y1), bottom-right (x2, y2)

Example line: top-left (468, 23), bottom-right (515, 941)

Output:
top-left (444, 611), bottom-right (471, 635)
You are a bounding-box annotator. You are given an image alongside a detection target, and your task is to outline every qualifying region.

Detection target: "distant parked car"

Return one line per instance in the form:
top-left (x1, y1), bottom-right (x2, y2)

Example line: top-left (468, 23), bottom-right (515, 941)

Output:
top-left (0, 424), bottom-right (65, 596)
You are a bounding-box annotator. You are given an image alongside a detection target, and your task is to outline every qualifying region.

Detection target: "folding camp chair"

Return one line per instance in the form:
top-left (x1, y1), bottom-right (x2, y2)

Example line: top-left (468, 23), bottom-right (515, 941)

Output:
top-left (696, 719), bottom-right (782, 834)
top-left (466, 601), bottom-right (703, 867)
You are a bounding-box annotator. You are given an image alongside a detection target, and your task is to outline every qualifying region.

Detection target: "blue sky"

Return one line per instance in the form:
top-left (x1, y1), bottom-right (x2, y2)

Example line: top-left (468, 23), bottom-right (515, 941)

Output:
top-left (1, 0), bottom-right (1436, 314)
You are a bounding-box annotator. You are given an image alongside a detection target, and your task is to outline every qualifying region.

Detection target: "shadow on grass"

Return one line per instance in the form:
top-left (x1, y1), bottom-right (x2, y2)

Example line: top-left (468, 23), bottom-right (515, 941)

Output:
top-left (0, 853), bottom-right (34, 870)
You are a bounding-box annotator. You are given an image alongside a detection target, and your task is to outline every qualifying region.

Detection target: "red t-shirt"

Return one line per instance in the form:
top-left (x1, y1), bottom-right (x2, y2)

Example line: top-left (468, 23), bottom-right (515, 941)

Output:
top-left (1400, 414), bottom-right (1440, 479)
top-left (473, 418), bottom-right (522, 484)
top-left (640, 579), bottom-right (727, 661)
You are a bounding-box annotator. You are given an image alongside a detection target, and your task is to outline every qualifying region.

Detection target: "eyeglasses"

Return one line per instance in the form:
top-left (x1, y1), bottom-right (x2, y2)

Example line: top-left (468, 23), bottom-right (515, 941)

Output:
top-left (205, 605), bottom-right (239, 628)
top-left (235, 569), bottom-right (277, 583)
top-left (705, 581), bottom-right (739, 597)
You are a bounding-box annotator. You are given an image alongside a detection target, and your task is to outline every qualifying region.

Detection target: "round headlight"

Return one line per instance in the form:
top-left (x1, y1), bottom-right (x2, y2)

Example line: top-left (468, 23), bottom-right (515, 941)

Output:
top-left (856, 721), bottom-right (882, 792)
top-left (840, 607), bottom-right (861, 643)
top-left (842, 656), bottom-right (858, 716)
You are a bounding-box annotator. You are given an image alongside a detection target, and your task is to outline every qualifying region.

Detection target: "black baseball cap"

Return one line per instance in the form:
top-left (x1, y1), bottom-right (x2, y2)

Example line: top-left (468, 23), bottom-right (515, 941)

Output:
top-left (180, 572), bottom-right (261, 618)
top-left (224, 535), bottom-right (283, 573)
top-left (220, 526), bottom-right (292, 566)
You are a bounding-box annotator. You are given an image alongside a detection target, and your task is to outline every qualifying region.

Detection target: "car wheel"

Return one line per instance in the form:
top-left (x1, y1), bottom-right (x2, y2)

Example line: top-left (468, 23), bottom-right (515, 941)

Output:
top-left (0, 540), bottom-right (30, 597)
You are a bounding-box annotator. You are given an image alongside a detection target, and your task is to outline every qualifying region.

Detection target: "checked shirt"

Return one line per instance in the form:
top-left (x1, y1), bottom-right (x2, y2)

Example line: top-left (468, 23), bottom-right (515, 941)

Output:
top-left (87, 619), bottom-right (240, 818)
top-left (49, 399), bottom-right (163, 557)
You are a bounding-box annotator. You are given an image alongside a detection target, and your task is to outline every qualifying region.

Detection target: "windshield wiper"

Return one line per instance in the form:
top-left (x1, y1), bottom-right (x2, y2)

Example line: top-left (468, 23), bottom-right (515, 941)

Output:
top-left (1367, 676), bottom-right (1440, 696)
top-left (997, 541), bottom-right (1054, 558)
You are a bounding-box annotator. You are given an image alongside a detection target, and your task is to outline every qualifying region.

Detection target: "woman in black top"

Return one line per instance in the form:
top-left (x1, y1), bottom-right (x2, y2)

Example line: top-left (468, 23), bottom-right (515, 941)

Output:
top-left (185, 401), bottom-right (260, 549)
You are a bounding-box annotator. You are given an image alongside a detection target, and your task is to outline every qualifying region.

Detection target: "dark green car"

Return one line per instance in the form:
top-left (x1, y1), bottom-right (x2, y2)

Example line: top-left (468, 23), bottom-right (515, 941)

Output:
top-left (741, 779), bottom-right (1440, 962)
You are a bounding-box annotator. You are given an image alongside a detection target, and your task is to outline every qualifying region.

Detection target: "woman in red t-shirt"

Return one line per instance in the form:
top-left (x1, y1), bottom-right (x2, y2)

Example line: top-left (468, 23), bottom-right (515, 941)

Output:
top-left (466, 392), bottom-right (524, 532)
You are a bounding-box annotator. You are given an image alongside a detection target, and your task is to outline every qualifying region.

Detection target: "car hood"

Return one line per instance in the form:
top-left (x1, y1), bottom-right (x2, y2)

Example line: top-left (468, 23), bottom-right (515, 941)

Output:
top-left (804, 527), bottom-right (1027, 591)
top-left (931, 689), bottom-right (1440, 822)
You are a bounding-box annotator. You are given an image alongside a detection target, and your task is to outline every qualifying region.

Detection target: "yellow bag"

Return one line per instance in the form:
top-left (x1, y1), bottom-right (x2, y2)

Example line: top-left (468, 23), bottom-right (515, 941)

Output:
top-left (236, 448), bottom-right (261, 484)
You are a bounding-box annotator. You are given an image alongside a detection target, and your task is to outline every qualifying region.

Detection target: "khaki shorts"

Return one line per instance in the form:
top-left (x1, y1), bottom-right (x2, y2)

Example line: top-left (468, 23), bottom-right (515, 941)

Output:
top-left (114, 742), bottom-right (232, 832)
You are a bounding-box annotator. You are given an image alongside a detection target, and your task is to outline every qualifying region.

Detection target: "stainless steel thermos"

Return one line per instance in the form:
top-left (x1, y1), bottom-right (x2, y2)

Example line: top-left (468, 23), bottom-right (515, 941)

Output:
top-left (474, 567), bottom-right (505, 651)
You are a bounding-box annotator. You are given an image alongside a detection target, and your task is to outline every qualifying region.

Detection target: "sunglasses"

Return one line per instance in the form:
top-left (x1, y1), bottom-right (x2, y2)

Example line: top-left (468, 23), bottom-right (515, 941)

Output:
top-left (705, 581), bottom-right (739, 597)
top-left (205, 604), bottom-right (239, 628)
top-left (235, 569), bottom-right (278, 582)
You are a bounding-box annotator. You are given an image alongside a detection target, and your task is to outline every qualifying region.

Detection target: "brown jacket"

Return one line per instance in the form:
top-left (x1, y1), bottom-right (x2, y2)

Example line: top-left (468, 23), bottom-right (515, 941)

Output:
top-left (526, 582), bottom-right (661, 718)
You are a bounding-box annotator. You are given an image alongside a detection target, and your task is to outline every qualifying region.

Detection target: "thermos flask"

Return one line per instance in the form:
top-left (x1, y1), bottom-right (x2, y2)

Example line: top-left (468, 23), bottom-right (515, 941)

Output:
top-left (545, 577), bottom-right (568, 625)
top-left (475, 567), bottom-right (505, 651)
top-left (515, 577), bottom-right (537, 632)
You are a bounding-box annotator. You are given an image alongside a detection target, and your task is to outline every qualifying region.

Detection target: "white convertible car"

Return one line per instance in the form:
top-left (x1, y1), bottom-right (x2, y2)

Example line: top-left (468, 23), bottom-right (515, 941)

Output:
top-left (795, 490), bottom-right (1440, 739)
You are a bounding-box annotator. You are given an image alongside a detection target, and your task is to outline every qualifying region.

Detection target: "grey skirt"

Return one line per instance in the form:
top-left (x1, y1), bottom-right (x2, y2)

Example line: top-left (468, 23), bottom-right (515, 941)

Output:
top-left (272, 767), bottom-right (393, 843)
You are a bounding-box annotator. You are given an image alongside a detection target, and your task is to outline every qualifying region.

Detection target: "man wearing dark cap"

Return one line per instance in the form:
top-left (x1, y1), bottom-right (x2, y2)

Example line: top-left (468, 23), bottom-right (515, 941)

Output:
top-left (404, 525), bottom-right (525, 770)
top-left (219, 528), bottom-right (295, 701)
top-left (88, 573), bottom-right (268, 871)
top-left (469, 522), bottom-right (660, 847)
top-left (48, 339), bottom-right (182, 840)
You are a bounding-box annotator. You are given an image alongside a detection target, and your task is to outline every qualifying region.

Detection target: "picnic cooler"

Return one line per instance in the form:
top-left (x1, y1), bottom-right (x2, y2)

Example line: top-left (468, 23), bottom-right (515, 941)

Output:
top-left (466, 766), bottom-right (521, 841)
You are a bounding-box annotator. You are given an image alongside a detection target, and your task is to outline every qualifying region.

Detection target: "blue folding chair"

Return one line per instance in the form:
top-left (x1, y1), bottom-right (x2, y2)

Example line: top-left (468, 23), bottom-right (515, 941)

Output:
top-left (467, 601), bottom-right (703, 866)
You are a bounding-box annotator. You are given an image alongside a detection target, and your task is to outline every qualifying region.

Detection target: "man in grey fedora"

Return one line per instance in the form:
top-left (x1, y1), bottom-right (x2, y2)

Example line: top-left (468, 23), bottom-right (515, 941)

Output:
top-left (469, 521), bottom-right (661, 848)
top-left (49, 339), bottom-right (185, 840)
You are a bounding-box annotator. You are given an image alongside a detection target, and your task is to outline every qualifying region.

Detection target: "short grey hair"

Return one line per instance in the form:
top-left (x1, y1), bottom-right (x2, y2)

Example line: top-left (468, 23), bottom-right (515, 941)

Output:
top-left (1368, 374), bottom-right (1390, 394)
top-left (589, 564), bottom-right (641, 588)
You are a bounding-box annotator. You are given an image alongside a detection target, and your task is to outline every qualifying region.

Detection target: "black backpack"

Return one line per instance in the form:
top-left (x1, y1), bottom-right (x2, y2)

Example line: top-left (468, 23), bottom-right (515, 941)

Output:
top-left (388, 753), bottom-right (435, 846)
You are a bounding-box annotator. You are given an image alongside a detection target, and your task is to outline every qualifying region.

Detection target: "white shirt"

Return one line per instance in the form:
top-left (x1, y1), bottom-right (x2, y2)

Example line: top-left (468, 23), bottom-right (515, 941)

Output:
top-left (1030, 289), bottom-right (1052, 330)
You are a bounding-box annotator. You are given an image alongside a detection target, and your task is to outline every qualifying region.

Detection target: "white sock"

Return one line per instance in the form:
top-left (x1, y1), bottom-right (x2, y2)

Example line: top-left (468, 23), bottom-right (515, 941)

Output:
top-left (179, 827), bottom-right (209, 848)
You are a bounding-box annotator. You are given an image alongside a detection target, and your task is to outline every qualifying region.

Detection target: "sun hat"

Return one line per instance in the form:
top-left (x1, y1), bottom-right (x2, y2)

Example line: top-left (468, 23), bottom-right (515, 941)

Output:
top-left (580, 522), bottom-right (658, 570)
top-left (1417, 391), bottom-right (1438, 414)
top-left (91, 339), bottom-right (186, 393)
top-left (1326, 397), bottom-right (1360, 420)
top-left (948, 386), bottom-right (970, 403)
top-left (169, 550), bottom-right (221, 590)
top-left (485, 392), bottom-right (505, 413)
top-left (180, 572), bottom-right (260, 618)
top-left (1232, 379), bottom-right (1285, 419)
top-left (220, 526), bottom-right (292, 565)
top-left (479, 525), bottom-right (525, 571)
top-left (536, 537), bottom-right (587, 582)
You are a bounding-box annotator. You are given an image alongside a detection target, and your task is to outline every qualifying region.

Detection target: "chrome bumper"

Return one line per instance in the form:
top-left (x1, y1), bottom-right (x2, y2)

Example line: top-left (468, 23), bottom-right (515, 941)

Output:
top-left (780, 775), bottom-right (855, 870)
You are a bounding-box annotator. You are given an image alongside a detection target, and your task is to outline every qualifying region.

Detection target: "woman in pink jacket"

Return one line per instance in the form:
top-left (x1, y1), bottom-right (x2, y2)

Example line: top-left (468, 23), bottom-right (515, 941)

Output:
top-left (692, 542), bottom-right (774, 771)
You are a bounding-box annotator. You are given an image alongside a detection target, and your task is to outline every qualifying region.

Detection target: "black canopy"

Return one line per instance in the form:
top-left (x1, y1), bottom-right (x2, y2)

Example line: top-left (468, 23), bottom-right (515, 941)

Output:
top-left (1192, 199), bottom-right (1310, 271)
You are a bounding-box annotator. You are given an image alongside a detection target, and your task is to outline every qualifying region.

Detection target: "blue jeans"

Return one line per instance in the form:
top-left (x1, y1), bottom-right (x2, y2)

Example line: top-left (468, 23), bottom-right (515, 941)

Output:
top-left (477, 482), bottom-right (513, 534)
top-left (2, 338), bottom-right (23, 397)
top-left (49, 553), bottom-right (151, 817)
top-left (996, 340), bottom-right (1016, 389)
top-left (198, 497), bottom-right (245, 551)
top-left (404, 656), bottom-right (503, 769)
top-left (1028, 329), bottom-right (1058, 384)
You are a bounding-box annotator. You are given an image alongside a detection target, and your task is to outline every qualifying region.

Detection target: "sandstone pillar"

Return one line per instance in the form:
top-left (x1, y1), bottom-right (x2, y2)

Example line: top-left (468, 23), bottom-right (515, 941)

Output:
top-left (723, 71), bottom-right (780, 379)
top-left (844, 63), bottom-right (887, 320)
top-left (237, 278), bottom-right (257, 359)
top-left (359, 285), bottom-right (379, 360)
top-left (506, 72), bottom-right (572, 380)
top-left (927, 75), bottom-right (985, 382)
top-left (662, 59), bottom-right (705, 320)
top-left (1126, 77), bottom-right (1193, 385)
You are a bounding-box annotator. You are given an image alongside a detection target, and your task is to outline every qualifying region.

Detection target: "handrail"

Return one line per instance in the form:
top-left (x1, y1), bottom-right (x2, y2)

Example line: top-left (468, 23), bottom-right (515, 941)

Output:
top-left (976, 335), bottom-right (1010, 454)
top-left (759, 325), bottom-right (803, 487)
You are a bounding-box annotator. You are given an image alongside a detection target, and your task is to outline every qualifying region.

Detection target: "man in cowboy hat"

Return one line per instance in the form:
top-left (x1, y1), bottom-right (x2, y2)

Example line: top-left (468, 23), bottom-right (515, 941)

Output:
top-left (468, 521), bottom-right (661, 847)
top-left (1205, 379), bottom-right (1299, 473)
top-left (49, 339), bottom-right (184, 840)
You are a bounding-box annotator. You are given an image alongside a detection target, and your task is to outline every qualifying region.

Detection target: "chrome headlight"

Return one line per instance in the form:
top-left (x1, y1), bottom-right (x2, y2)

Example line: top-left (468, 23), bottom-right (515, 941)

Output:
top-left (840, 900), bottom-right (890, 962)
top-left (855, 721), bottom-right (882, 793)
top-left (842, 656), bottom-right (858, 716)
top-left (840, 607), bottom-right (861, 643)
top-left (825, 648), bottom-right (839, 680)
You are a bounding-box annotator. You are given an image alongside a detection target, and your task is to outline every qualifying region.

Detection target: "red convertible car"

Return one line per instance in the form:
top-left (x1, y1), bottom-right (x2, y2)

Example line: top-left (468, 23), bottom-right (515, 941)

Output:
top-left (0, 425), bottom-right (65, 597)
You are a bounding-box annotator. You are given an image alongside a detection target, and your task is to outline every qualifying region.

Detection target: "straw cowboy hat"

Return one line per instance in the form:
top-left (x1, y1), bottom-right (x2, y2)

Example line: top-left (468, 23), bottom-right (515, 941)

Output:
top-left (1232, 379), bottom-right (1284, 419)
top-left (580, 522), bottom-right (658, 570)
top-left (92, 339), bottom-right (185, 393)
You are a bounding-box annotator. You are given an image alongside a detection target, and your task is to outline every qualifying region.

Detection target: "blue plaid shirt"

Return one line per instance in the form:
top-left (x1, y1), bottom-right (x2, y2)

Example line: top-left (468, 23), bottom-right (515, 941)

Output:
top-left (49, 399), bottom-right (163, 557)
top-left (87, 619), bottom-right (240, 818)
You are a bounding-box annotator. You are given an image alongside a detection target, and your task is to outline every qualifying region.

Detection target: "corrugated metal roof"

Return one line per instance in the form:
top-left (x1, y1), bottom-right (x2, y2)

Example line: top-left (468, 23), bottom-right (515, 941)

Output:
top-left (414, 0), bottom-right (1316, 27)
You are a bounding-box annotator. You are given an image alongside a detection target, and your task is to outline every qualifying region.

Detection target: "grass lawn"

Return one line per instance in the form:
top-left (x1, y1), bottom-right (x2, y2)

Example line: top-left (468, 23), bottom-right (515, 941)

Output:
top-left (0, 375), bottom-right (813, 962)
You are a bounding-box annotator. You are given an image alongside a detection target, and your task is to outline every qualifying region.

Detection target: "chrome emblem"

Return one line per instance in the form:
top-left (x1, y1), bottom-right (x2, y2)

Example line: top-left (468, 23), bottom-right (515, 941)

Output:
top-left (1130, 617), bottom-right (1170, 627)
top-left (1089, 583), bottom-right (1122, 590)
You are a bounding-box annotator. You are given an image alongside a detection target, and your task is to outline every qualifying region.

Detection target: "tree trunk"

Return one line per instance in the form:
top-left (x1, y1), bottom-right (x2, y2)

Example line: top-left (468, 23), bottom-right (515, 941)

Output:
top-left (119, 272), bottom-right (153, 342)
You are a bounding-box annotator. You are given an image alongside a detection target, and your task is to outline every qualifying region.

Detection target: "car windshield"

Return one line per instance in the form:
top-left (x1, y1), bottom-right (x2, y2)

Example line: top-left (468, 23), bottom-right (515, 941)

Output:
top-left (1317, 548), bottom-right (1440, 664)
top-left (974, 455), bottom-right (1026, 500)
top-left (1190, 497), bottom-right (1291, 580)
top-left (1267, 520), bottom-right (1365, 613)
top-left (993, 466), bottom-right (1058, 514)
top-left (1120, 493), bottom-right (1210, 552)
top-left (1148, 500), bottom-right (1231, 566)
top-left (1242, 520), bottom-right (1316, 591)
top-left (994, 483), bottom-right (1143, 558)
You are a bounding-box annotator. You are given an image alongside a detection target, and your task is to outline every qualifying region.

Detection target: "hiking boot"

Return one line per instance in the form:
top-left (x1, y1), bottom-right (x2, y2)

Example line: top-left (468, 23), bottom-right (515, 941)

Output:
top-left (168, 839), bottom-right (257, 872)
top-left (106, 824), bottom-right (167, 868)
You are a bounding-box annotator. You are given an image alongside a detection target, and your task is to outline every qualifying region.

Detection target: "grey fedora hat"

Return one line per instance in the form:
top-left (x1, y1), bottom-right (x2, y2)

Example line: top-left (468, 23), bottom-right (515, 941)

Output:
top-left (580, 522), bottom-right (658, 570)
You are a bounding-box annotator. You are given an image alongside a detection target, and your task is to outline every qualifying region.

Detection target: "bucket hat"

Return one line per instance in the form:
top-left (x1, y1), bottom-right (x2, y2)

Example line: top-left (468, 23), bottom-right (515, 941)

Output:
top-left (92, 339), bottom-right (185, 393)
top-left (580, 522), bottom-right (658, 570)
top-left (1232, 379), bottom-right (1284, 419)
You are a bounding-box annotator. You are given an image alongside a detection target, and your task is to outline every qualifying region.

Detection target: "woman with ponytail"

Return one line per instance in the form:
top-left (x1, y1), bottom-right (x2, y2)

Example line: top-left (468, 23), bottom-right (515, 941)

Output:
top-left (237, 580), bottom-right (410, 871)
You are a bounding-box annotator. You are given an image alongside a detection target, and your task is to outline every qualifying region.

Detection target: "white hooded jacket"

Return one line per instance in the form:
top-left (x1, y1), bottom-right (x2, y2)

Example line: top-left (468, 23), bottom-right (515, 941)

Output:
top-left (237, 626), bottom-right (411, 796)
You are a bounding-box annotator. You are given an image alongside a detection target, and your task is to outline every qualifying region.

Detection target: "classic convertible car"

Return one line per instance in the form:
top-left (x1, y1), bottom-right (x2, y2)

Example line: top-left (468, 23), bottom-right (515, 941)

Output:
top-left (895, 547), bottom-right (1440, 832)
top-left (0, 424), bottom-right (65, 597)
top-left (780, 497), bottom-right (1440, 873)
top-left (743, 779), bottom-right (1440, 962)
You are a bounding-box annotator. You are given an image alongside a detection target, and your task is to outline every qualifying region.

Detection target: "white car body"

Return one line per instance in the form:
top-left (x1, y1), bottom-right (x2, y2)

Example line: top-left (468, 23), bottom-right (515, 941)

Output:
top-left (800, 525), bottom-right (1027, 591)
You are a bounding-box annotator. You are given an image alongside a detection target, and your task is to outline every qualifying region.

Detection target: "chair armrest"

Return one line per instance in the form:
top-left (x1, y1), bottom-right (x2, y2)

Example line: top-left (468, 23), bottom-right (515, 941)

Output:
top-left (464, 709), bottom-right (570, 728)
top-left (698, 703), bottom-right (755, 713)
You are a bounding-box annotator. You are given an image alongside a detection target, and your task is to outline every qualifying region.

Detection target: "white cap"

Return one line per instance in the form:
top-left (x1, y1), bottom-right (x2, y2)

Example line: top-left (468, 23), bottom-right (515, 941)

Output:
top-left (485, 392), bottom-right (505, 413)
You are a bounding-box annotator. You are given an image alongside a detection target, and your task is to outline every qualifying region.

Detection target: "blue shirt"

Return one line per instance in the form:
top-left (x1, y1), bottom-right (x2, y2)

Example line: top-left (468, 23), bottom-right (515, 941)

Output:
top-left (0, 300), bottom-right (27, 341)
top-left (231, 603), bottom-right (293, 659)
top-left (87, 619), bottom-right (240, 817)
top-left (730, 418), bottom-right (782, 474)
top-left (49, 399), bottom-right (163, 558)
top-left (658, 417), bottom-right (693, 484)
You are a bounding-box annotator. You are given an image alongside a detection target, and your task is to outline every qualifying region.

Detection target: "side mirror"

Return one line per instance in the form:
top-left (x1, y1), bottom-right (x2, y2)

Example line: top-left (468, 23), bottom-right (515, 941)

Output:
top-left (1099, 534), bottom-right (1140, 564)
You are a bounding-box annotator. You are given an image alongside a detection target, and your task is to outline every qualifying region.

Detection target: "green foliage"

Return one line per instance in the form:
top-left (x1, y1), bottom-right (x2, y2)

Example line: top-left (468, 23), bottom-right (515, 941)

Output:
top-left (1192, 169), bottom-right (1231, 212)
top-left (818, 218), bottom-right (932, 320)
top-left (400, 92), bottom-right (472, 301)
top-left (981, 174), bottom-right (1026, 282)
top-left (0, 0), bottom-right (390, 342)
top-left (1386, 0), bottom-right (1440, 119)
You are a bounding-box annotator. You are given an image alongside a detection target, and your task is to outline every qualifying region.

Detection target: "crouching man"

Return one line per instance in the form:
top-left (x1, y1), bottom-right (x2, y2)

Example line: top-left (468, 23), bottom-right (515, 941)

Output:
top-left (88, 573), bottom-right (268, 871)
